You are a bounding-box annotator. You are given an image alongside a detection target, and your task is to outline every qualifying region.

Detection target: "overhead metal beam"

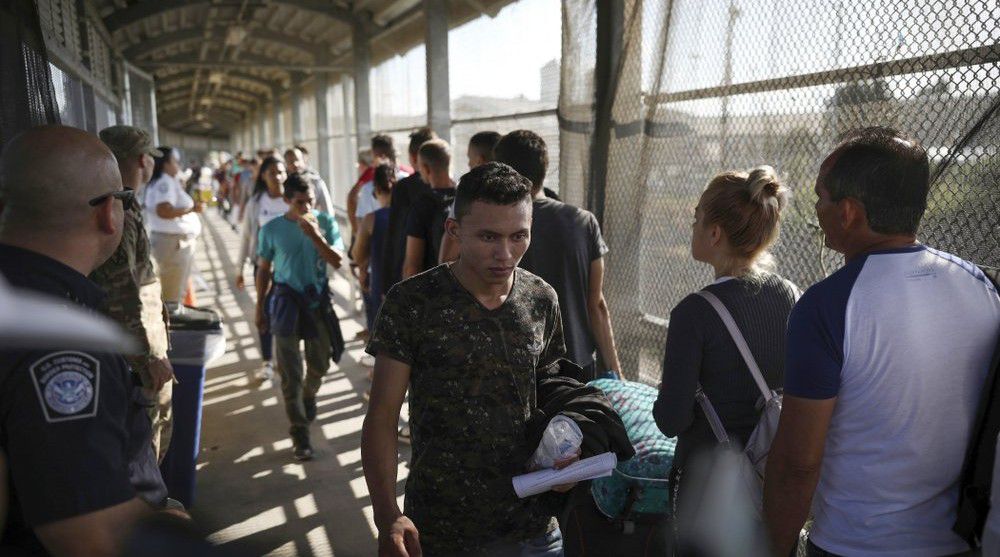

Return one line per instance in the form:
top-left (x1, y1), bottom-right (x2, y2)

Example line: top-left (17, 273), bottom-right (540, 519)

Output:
top-left (144, 60), bottom-right (348, 72)
top-left (158, 104), bottom-right (245, 122)
top-left (156, 72), bottom-right (271, 97)
top-left (352, 17), bottom-right (371, 144)
top-left (105, 0), bottom-right (357, 32)
top-left (157, 98), bottom-right (249, 116)
top-left (158, 89), bottom-right (257, 107)
top-left (123, 27), bottom-right (330, 62)
top-left (157, 76), bottom-right (272, 102)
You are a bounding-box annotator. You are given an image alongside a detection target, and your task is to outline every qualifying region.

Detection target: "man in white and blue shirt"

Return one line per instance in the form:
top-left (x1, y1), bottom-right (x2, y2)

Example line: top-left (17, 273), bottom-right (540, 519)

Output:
top-left (764, 127), bottom-right (1000, 557)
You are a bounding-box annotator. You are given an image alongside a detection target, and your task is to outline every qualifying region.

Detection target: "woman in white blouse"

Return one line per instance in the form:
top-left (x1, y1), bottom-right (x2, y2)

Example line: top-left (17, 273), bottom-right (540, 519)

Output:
top-left (143, 146), bottom-right (202, 305)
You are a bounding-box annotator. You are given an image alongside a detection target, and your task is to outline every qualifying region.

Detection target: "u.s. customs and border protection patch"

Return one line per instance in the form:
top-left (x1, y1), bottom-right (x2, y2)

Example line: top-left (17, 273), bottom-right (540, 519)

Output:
top-left (29, 351), bottom-right (100, 422)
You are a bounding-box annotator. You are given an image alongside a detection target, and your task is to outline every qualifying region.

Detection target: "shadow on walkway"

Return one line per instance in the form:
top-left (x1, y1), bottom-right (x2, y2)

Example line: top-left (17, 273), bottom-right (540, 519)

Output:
top-left (186, 211), bottom-right (409, 556)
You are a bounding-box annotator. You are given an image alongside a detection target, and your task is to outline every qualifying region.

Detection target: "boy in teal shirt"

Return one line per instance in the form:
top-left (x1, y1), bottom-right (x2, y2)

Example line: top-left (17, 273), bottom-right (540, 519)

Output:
top-left (256, 174), bottom-right (345, 460)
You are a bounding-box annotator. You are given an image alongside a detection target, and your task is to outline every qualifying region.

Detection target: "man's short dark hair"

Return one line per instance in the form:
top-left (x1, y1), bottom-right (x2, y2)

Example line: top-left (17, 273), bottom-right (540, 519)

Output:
top-left (469, 131), bottom-right (502, 161)
top-left (494, 130), bottom-right (548, 192)
top-left (418, 139), bottom-right (451, 173)
top-left (283, 172), bottom-right (313, 198)
top-left (453, 162), bottom-right (532, 222)
top-left (294, 144), bottom-right (309, 156)
top-left (822, 126), bottom-right (930, 235)
top-left (371, 134), bottom-right (396, 161)
top-left (408, 127), bottom-right (437, 156)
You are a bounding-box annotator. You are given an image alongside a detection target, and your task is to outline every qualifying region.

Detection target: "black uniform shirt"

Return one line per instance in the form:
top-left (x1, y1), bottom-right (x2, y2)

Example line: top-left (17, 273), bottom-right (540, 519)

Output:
top-left (0, 243), bottom-right (166, 553)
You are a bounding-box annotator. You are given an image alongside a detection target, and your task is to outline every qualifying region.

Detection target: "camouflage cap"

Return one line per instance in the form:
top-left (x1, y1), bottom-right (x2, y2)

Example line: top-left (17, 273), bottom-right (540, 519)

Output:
top-left (99, 126), bottom-right (163, 162)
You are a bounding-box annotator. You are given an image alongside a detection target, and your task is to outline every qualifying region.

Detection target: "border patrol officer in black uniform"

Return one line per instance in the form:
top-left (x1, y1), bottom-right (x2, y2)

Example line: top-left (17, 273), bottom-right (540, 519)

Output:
top-left (0, 126), bottom-right (169, 556)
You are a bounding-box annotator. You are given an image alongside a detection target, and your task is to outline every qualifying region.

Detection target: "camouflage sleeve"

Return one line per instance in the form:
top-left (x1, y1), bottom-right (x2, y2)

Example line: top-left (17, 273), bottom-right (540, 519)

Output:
top-left (92, 208), bottom-right (169, 376)
top-left (134, 209), bottom-right (170, 360)
top-left (538, 296), bottom-right (567, 376)
top-left (364, 285), bottom-right (419, 365)
top-left (138, 279), bottom-right (170, 360)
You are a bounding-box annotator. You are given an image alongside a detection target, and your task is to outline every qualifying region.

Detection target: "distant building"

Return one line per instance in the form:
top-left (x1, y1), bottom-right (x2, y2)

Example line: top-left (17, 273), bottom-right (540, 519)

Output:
top-left (540, 59), bottom-right (560, 104)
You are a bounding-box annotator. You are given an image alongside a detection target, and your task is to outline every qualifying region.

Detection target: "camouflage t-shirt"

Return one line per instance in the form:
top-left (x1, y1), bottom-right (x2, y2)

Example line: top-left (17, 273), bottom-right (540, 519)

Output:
top-left (366, 264), bottom-right (567, 555)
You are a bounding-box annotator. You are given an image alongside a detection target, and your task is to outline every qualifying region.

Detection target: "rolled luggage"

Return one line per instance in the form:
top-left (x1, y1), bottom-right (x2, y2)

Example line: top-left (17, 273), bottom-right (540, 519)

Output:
top-left (561, 378), bottom-right (675, 556)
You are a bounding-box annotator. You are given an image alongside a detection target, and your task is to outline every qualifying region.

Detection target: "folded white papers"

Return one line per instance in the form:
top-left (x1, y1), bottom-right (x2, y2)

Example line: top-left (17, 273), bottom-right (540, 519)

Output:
top-left (512, 452), bottom-right (618, 498)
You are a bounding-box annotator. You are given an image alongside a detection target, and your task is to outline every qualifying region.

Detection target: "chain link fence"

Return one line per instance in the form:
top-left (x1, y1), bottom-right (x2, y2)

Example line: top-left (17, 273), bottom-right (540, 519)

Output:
top-left (561, 0), bottom-right (1000, 384)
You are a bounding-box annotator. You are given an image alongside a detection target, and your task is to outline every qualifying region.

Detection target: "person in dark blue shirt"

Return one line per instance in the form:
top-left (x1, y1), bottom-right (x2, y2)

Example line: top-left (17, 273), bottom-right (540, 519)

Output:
top-left (0, 126), bottom-right (171, 557)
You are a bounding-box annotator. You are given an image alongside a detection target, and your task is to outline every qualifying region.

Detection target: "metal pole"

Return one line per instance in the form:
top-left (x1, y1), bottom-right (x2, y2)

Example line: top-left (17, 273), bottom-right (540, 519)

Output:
top-left (290, 72), bottom-right (305, 145)
top-left (424, 0), bottom-right (451, 143)
top-left (315, 73), bottom-right (333, 186)
top-left (272, 85), bottom-right (285, 149)
top-left (588, 0), bottom-right (624, 225)
top-left (352, 18), bottom-right (372, 149)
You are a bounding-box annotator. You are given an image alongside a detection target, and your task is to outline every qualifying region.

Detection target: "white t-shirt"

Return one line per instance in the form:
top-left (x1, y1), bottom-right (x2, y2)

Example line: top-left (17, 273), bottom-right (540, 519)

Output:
top-left (256, 193), bottom-right (288, 228)
top-left (355, 169), bottom-right (410, 220)
top-left (143, 174), bottom-right (202, 237)
top-left (786, 245), bottom-right (1000, 556)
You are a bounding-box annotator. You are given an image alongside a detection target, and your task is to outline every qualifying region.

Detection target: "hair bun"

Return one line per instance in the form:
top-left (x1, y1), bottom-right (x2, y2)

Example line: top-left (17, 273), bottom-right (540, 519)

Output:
top-left (747, 165), bottom-right (788, 211)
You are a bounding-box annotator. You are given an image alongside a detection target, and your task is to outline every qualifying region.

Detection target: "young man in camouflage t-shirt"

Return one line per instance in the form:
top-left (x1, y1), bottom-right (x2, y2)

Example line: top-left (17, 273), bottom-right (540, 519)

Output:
top-left (362, 162), bottom-right (572, 556)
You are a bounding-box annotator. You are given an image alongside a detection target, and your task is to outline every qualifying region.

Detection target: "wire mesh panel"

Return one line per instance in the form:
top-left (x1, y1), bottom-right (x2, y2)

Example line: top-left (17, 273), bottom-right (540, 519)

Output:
top-left (558, 0), bottom-right (597, 209)
top-left (128, 67), bottom-right (156, 139)
top-left (563, 0), bottom-right (1000, 384)
top-left (370, 45), bottom-right (427, 133)
top-left (451, 112), bottom-right (561, 187)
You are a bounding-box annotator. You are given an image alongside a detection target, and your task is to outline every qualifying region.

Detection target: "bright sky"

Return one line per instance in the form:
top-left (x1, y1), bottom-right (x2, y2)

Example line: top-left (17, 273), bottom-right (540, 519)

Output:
top-left (369, 0), bottom-right (561, 119)
top-left (448, 0), bottom-right (562, 101)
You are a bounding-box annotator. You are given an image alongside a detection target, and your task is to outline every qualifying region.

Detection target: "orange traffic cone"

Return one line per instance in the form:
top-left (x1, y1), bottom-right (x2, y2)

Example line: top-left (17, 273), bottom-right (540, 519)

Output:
top-left (184, 276), bottom-right (197, 307)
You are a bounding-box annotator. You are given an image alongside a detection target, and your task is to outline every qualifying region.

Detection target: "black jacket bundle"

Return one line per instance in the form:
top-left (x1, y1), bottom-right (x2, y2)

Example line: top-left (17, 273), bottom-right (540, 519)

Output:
top-left (526, 359), bottom-right (636, 463)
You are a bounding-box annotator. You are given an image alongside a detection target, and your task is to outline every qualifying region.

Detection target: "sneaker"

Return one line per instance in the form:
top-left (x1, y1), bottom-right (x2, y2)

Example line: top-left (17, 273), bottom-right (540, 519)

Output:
top-left (360, 354), bottom-right (375, 368)
top-left (254, 361), bottom-right (274, 382)
top-left (304, 397), bottom-right (317, 422)
top-left (398, 425), bottom-right (411, 445)
top-left (293, 443), bottom-right (314, 461)
top-left (292, 431), bottom-right (314, 461)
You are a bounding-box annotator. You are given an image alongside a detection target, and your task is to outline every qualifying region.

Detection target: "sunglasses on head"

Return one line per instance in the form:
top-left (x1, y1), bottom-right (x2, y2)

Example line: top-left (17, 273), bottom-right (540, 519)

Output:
top-left (88, 189), bottom-right (136, 209)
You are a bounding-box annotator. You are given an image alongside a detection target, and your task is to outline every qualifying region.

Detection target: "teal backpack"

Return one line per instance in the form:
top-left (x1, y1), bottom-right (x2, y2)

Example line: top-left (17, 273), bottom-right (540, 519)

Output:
top-left (589, 378), bottom-right (676, 522)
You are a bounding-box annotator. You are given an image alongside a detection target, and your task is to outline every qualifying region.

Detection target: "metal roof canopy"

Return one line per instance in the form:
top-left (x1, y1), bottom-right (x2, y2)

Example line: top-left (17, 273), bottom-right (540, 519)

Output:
top-left (93, 0), bottom-right (515, 138)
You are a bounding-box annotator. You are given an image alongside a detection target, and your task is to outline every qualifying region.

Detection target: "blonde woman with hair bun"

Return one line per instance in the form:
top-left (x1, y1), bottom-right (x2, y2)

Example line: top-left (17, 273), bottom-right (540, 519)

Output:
top-left (652, 165), bottom-right (801, 525)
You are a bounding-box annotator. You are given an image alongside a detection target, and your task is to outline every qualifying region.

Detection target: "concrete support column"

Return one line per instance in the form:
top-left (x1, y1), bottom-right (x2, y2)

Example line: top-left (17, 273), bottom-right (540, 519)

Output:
top-left (352, 19), bottom-right (372, 147)
top-left (290, 72), bottom-right (305, 145)
top-left (314, 73), bottom-right (332, 184)
top-left (424, 0), bottom-right (451, 143)
top-left (272, 85), bottom-right (285, 149)
top-left (260, 110), bottom-right (270, 147)
top-left (251, 109), bottom-right (260, 150)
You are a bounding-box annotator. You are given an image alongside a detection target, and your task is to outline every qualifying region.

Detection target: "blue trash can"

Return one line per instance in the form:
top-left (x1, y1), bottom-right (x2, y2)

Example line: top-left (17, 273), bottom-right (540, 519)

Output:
top-left (160, 305), bottom-right (225, 508)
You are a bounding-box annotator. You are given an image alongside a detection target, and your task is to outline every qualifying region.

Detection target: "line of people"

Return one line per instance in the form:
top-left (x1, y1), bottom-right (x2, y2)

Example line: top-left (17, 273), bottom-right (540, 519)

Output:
top-left (2, 121), bottom-right (999, 557)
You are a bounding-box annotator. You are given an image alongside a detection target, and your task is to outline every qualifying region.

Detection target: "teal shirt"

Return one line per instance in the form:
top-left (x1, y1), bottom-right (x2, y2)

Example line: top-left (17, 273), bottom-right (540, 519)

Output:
top-left (257, 211), bottom-right (344, 294)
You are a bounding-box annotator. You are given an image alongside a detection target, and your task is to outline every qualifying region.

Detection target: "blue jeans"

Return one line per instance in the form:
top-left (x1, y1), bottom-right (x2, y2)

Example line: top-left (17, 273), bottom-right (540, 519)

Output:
top-left (475, 527), bottom-right (563, 557)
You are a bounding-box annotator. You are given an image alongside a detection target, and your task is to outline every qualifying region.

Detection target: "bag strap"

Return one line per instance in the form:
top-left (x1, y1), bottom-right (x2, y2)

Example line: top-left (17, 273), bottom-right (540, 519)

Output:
top-left (696, 385), bottom-right (732, 446)
top-left (697, 290), bottom-right (773, 402)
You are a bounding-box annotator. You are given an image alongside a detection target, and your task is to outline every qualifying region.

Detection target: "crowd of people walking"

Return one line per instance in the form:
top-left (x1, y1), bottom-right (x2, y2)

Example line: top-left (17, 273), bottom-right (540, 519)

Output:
top-left (0, 121), bottom-right (998, 557)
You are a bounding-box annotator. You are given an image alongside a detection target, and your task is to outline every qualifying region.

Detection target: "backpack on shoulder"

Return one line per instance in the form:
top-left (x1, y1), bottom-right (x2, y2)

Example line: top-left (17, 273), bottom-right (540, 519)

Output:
top-left (693, 290), bottom-right (782, 516)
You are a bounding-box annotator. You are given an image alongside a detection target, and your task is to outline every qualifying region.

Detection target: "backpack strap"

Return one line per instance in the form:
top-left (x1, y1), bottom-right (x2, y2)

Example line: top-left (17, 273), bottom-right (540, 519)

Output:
top-left (695, 385), bottom-right (731, 446)
top-left (696, 290), bottom-right (773, 402)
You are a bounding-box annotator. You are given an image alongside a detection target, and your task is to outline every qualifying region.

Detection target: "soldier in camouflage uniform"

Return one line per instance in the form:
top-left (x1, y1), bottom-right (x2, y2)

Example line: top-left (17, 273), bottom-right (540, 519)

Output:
top-left (363, 163), bottom-right (574, 557)
top-left (92, 126), bottom-right (174, 462)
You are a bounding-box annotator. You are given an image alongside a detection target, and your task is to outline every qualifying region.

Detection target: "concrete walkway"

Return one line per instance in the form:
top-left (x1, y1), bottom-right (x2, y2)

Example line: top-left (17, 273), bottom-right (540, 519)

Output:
top-left (186, 211), bottom-right (409, 556)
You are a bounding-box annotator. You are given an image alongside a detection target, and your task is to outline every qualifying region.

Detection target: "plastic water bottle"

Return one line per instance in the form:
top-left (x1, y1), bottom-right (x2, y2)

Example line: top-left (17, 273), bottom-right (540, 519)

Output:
top-left (529, 415), bottom-right (584, 469)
